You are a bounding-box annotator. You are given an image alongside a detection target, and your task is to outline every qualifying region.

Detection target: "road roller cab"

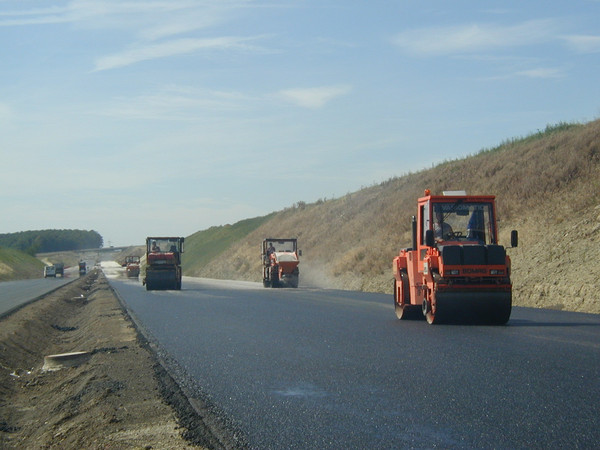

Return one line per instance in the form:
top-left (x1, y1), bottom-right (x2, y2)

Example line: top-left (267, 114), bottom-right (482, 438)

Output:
top-left (393, 190), bottom-right (518, 324)
top-left (124, 255), bottom-right (141, 278)
top-left (261, 238), bottom-right (301, 288)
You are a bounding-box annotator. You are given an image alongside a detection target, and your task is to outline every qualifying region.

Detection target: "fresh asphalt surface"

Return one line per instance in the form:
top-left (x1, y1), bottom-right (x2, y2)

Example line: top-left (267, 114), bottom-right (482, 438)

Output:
top-left (106, 272), bottom-right (600, 449)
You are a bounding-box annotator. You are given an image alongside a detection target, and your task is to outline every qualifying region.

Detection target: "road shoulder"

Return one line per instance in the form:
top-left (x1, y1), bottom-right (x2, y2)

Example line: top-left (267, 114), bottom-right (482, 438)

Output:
top-left (0, 270), bottom-right (217, 448)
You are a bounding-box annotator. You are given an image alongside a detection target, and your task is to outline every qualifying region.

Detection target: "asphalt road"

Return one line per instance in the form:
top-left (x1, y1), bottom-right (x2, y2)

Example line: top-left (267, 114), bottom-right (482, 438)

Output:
top-left (108, 273), bottom-right (600, 449)
top-left (0, 275), bottom-right (75, 318)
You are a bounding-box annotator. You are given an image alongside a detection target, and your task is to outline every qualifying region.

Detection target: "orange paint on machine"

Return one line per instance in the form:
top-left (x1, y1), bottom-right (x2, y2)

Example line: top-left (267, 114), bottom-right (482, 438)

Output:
top-left (393, 189), bottom-right (518, 325)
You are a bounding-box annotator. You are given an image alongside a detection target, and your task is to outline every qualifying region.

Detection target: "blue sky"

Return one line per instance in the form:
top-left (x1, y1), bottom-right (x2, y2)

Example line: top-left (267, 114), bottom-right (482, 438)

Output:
top-left (1, 1), bottom-right (599, 246)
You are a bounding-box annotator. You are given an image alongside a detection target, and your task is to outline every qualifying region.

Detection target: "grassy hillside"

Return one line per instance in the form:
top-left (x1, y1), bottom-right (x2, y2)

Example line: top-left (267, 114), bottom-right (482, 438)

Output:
top-left (184, 119), bottom-right (600, 314)
top-left (0, 247), bottom-right (45, 281)
top-left (183, 214), bottom-right (276, 273)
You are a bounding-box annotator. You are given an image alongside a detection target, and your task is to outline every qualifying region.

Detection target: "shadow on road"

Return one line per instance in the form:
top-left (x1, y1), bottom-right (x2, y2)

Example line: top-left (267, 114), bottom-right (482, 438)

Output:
top-left (508, 318), bottom-right (600, 327)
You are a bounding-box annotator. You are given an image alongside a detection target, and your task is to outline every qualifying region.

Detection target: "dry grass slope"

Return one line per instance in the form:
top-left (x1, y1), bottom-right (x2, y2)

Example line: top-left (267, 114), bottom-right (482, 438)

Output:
top-left (188, 119), bottom-right (600, 314)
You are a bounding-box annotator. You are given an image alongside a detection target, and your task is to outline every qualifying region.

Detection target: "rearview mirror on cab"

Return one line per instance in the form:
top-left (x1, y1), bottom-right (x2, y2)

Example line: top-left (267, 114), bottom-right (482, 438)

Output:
top-left (511, 230), bottom-right (518, 248)
top-left (425, 229), bottom-right (435, 247)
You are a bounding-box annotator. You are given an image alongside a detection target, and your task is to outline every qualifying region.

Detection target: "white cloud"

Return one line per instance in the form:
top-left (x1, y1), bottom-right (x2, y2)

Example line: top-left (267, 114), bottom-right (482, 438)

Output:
top-left (0, 1), bottom-right (238, 38)
top-left (2, 1), bottom-right (271, 71)
top-left (93, 36), bottom-right (261, 71)
top-left (0, 4), bottom-right (73, 25)
top-left (94, 86), bottom-right (252, 120)
top-left (393, 19), bottom-right (559, 55)
top-left (515, 67), bottom-right (565, 79)
top-left (562, 35), bottom-right (600, 54)
top-left (279, 85), bottom-right (352, 109)
top-left (0, 1), bottom-right (205, 26)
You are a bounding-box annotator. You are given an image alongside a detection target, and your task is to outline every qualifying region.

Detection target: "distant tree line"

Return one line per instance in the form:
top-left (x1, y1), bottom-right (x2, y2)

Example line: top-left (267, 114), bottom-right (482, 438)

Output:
top-left (0, 230), bottom-right (103, 255)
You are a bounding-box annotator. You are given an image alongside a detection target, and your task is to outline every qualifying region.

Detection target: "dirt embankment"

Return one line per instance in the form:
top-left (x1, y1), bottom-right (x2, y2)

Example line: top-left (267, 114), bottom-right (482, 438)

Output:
top-left (0, 271), bottom-right (237, 449)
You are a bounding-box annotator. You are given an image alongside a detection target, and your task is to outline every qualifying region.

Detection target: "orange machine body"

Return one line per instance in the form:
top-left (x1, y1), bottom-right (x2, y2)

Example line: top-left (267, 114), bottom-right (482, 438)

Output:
top-left (393, 190), bottom-right (517, 324)
top-left (262, 238), bottom-right (301, 288)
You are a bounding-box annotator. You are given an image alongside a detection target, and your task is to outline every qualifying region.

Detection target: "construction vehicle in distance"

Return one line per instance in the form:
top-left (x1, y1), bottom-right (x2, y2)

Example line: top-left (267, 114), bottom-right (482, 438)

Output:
top-left (44, 265), bottom-right (56, 278)
top-left (261, 238), bottom-right (301, 288)
top-left (393, 190), bottom-right (518, 325)
top-left (78, 261), bottom-right (87, 276)
top-left (124, 255), bottom-right (141, 278)
top-left (143, 237), bottom-right (184, 290)
top-left (54, 262), bottom-right (64, 277)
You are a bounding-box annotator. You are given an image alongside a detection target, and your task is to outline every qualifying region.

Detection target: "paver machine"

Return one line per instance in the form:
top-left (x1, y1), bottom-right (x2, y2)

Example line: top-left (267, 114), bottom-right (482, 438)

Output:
top-left (393, 190), bottom-right (518, 324)
top-left (261, 238), bottom-right (301, 288)
top-left (143, 237), bottom-right (184, 290)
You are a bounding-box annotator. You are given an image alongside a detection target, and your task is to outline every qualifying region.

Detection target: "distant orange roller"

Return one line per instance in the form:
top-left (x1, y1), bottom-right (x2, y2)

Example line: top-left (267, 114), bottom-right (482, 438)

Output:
top-left (261, 238), bottom-right (301, 288)
top-left (124, 255), bottom-right (141, 278)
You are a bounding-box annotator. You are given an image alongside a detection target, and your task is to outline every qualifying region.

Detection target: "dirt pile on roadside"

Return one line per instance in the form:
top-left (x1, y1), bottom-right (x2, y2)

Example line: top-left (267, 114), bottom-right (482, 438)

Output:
top-left (0, 271), bottom-right (230, 449)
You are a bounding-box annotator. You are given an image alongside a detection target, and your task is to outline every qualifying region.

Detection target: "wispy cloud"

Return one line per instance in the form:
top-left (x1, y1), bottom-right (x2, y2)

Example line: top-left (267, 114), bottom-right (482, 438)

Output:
top-left (93, 36), bottom-right (263, 71)
top-left (515, 67), bottom-right (565, 79)
top-left (1, 1), bottom-right (272, 71)
top-left (279, 85), bottom-right (352, 109)
top-left (0, 5), bottom-right (73, 26)
top-left (562, 35), bottom-right (600, 54)
top-left (95, 86), bottom-right (252, 120)
top-left (393, 19), bottom-right (559, 55)
top-left (0, 1), bottom-right (218, 29)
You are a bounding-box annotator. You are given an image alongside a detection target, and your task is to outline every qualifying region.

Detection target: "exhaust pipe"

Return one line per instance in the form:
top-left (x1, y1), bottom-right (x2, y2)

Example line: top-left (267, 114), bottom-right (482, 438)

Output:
top-left (411, 215), bottom-right (417, 250)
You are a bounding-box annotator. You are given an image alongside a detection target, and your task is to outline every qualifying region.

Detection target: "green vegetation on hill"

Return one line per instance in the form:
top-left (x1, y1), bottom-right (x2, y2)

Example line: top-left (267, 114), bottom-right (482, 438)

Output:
top-left (183, 214), bottom-right (276, 274)
top-left (183, 119), bottom-right (600, 314)
top-left (475, 121), bottom-right (583, 156)
top-left (0, 247), bottom-right (45, 282)
top-left (0, 229), bottom-right (103, 255)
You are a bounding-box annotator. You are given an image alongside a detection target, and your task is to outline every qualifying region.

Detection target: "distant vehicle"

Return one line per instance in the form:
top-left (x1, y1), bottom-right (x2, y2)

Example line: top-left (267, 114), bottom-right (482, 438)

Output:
top-left (78, 261), bottom-right (87, 276)
top-left (261, 238), bottom-right (301, 288)
top-left (124, 256), bottom-right (140, 278)
top-left (44, 265), bottom-right (56, 278)
top-left (54, 263), bottom-right (64, 277)
top-left (143, 237), bottom-right (184, 290)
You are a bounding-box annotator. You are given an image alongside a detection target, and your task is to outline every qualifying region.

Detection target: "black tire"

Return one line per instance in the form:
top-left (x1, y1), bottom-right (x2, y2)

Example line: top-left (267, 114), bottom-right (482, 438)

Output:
top-left (270, 267), bottom-right (279, 288)
top-left (394, 271), bottom-right (420, 320)
top-left (424, 299), bottom-right (437, 324)
top-left (487, 303), bottom-right (511, 325)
